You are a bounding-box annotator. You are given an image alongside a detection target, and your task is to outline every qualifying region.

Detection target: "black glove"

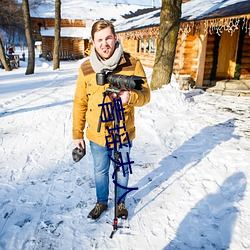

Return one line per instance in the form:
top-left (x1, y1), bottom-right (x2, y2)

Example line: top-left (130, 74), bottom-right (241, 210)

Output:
top-left (72, 146), bottom-right (86, 162)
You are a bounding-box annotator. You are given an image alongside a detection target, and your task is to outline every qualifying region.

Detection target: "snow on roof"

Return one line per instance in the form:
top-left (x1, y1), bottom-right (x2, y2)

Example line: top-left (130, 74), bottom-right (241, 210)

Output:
top-left (114, 8), bottom-right (160, 32)
top-left (114, 0), bottom-right (250, 32)
top-left (30, 0), bottom-right (151, 20)
top-left (40, 27), bottom-right (92, 39)
top-left (182, 0), bottom-right (250, 21)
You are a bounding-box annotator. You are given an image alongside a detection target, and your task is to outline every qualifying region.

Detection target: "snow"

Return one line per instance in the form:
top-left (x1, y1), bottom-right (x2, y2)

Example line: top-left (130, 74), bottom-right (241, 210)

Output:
top-left (0, 48), bottom-right (250, 249)
top-left (40, 27), bottom-right (92, 39)
top-left (93, 0), bottom-right (161, 7)
top-left (114, 9), bottom-right (160, 32)
top-left (30, 0), bottom-right (152, 20)
top-left (181, 0), bottom-right (249, 21)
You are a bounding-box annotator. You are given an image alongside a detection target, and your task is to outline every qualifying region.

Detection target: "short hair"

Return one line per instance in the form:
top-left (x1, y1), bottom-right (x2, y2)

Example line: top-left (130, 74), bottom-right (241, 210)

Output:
top-left (91, 20), bottom-right (116, 40)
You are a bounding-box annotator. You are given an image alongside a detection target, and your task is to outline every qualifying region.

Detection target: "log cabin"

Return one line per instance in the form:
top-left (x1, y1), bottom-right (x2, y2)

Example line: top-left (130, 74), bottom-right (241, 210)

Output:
top-left (31, 18), bottom-right (92, 60)
top-left (115, 0), bottom-right (250, 93)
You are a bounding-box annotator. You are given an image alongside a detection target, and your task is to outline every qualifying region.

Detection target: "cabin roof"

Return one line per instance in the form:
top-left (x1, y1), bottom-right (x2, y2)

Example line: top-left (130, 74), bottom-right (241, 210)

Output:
top-left (115, 8), bottom-right (160, 33)
top-left (182, 0), bottom-right (250, 21)
top-left (115, 0), bottom-right (250, 32)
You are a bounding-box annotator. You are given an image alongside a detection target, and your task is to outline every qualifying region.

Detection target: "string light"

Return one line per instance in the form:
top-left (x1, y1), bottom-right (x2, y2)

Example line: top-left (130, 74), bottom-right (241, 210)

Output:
top-left (179, 15), bottom-right (250, 37)
top-left (117, 15), bottom-right (250, 39)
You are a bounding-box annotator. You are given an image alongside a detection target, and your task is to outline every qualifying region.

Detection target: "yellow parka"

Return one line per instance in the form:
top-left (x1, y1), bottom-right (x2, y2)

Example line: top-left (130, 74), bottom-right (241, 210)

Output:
top-left (72, 52), bottom-right (150, 147)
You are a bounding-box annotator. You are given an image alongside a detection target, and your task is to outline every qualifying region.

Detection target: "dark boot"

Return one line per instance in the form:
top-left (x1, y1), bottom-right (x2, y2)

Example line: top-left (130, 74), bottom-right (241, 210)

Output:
top-left (87, 202), bottom-right (108, 220)
top-left (117, 202), bottom-right (128, 219)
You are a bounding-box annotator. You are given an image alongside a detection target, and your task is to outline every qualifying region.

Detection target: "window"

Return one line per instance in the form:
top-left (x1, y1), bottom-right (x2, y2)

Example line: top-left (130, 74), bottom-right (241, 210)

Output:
top-left (137, 38), bottom-right (156, 54)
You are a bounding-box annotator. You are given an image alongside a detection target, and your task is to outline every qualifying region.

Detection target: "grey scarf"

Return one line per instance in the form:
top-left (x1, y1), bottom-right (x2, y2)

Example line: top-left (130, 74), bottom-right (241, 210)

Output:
top-left (90, 41), bottom-right (123, 73)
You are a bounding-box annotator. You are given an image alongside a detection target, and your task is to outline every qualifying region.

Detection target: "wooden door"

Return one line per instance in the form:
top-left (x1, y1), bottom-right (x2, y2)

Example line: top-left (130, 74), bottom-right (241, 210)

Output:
top-left (216, 30), bottom-right (239, 78)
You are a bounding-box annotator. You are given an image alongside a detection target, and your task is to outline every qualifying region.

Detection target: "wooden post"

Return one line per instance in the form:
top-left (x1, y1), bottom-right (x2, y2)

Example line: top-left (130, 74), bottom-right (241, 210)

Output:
top-left (195, 32), bottom-right (207, 88)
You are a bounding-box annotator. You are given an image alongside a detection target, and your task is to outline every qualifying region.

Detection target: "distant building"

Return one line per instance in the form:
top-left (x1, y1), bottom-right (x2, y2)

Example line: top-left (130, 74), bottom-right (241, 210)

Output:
top-left (30, 1), bottom-right (151, 60)
top-left (31, 18), bottom-right (92, 60)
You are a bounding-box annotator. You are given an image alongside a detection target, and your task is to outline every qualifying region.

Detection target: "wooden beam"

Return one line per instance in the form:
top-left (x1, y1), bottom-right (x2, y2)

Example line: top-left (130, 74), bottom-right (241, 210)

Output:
top-left (195, 32), bottom-right (207, 87)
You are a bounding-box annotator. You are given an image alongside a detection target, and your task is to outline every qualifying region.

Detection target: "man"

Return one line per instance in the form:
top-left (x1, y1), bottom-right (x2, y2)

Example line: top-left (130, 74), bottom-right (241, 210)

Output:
top-left (72, 20), bottom-right (150, 220)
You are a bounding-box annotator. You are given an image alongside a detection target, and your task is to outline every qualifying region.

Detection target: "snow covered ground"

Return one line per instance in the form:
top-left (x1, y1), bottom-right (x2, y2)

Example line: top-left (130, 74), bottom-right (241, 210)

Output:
top-left (0, 50), bottom-right (250, 250)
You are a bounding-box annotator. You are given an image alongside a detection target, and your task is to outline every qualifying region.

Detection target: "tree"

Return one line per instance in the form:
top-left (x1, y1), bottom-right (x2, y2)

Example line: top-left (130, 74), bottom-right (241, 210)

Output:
top-left (53, 0), bottom-right (61, 70)
top-left (150, 0), bottom-right (182, 90)
top-left (0, 0), bottom-right (23, 71)
top-left (0, 37), bottom-right (11, 71)
top-left (22, 0), bottom-right (35, 75)
top-left (0, 0), bottom-right (24, 43)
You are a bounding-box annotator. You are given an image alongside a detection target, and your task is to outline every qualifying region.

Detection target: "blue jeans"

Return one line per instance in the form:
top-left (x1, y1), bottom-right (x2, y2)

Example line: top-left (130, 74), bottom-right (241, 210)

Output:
top-left (90, 141), bottom-right (132, 205)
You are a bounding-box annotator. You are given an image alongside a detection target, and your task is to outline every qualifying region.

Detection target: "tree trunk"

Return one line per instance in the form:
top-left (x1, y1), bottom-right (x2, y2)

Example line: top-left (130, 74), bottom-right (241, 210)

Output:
top-left (53, 0), bottom-right (61, 70)
top-left (0, 37), bottom-right (11, 71)
top-left (22, 0), bottom-right (35, 75)
top-left (151, 0), bottom-right (182, 90)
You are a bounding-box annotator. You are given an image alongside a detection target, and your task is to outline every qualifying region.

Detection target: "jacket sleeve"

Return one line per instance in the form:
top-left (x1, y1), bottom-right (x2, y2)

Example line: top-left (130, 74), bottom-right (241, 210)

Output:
top-left (72, 68), bottom-right (88, 140)
top-left (128, 59), bottom-right (150, 107)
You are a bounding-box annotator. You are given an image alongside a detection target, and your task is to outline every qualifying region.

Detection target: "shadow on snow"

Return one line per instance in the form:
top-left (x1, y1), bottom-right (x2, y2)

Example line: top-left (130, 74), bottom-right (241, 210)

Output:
top-left (0, 100), bottom-right (73, 117)
top-left (131, 118), bottom-right (239, 213)
top-left (164, 172), bottom-right (247, 249)
top-left (129, 118), bottom-right (243, 248)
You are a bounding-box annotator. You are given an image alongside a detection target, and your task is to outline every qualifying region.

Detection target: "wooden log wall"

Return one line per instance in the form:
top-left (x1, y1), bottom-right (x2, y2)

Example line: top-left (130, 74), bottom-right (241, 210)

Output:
top-left (61, 38), bottom-right (74, 52)
top-left (134, 53), bottom-right (156, 68)
top-left (120, 38), bottom-right (156, 68)
top-left (183, 35), bottom-right (198, 79)
top-left (173, 34), bottom-right (185, 75)
top-left (41, 37), bottom-right (53, 58)
top-left (41, 37), bottom-right (86, 58)
top-left (72, 38), bottom-right (87, 56)
top-left (120, 39), bottom-right (137, 54)
top-left (32, 18), bottom-right (86, 29)
top-left (120, 31), bottom-right (200, 78)
top-left (173, 34), bottom-right (199, 80)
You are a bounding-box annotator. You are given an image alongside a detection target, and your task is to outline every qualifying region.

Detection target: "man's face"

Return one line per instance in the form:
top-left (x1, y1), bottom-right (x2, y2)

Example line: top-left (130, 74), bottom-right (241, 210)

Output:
top-left (93, 27), bottom-right (117, 60)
